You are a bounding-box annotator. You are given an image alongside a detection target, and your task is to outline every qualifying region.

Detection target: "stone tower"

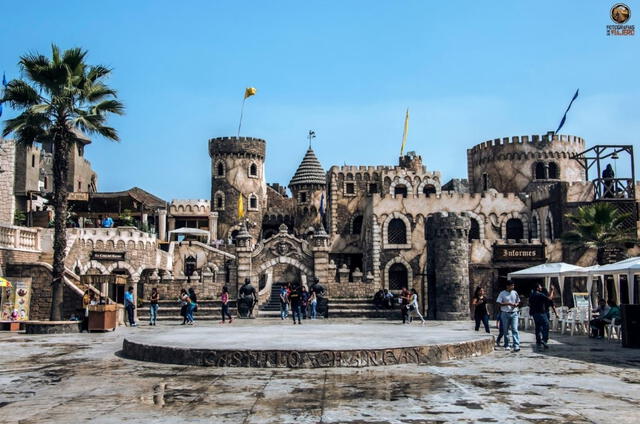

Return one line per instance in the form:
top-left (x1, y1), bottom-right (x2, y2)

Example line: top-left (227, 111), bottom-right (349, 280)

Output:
top-left (209, 136), bottom-right (267, 240)
top-left (289, 147), bottom-right (326, 235)
top-left (428, 212), bottom-right (471, 320)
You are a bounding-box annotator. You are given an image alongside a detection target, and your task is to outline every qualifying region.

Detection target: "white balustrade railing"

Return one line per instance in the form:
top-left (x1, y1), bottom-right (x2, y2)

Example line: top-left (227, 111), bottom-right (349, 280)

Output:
top-left (0, 224), bottom-right (41, 251)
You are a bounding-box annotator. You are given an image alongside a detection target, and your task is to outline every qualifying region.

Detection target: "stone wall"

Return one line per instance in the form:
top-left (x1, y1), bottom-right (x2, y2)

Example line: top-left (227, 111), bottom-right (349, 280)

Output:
top-left (0, 139), bottom-right (16, 225)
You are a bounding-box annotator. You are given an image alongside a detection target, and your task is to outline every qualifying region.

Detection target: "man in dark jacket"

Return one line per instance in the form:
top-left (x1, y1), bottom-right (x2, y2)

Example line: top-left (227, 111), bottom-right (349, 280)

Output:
top-left (529, 283), bottom-right (554, 349)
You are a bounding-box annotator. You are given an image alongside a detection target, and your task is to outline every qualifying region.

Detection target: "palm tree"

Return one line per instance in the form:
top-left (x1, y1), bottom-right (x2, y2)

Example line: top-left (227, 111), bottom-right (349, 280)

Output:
top-left (1, 45), bottom-right (123, 320)
top-left (561, 202), bottom-right (636, 264)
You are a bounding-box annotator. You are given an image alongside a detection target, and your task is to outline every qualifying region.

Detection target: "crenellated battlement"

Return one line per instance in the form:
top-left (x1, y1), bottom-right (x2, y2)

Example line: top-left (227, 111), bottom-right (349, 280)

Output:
top-left (468, 133), bottom-right (585, 154)
top-left (170, 199), bottom-right (211, 215)
top-left (209, 136), bottom-right (266, 159)
top-left (376, 190), bottom-right (526, 202)
top-left (329, 165), bottom-right (440, 179)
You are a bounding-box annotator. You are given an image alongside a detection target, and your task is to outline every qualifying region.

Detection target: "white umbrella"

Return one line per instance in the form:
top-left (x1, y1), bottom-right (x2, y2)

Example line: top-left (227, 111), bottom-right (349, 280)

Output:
top-left (508, 263), bottom-right (585, 305)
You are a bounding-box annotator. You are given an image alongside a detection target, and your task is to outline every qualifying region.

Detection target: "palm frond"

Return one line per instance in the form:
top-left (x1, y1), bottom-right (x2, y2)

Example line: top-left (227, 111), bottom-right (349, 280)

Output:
top-left (86, 65), bottom-right (112, 83)
top-left (82, 83), bottom-right (117, 102)
top-left (92, 99), bottom-right (124, 115)
top-left (1, 80), bottom-right (43, 108)
top-left (2, 111), bottom-right (51, 144)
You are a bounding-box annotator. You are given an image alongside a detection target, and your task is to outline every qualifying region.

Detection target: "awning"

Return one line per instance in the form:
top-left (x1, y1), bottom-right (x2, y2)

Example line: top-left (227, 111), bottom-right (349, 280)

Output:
top-left (508, 263), bottom-right (585, 305)
top-left (587, 257), bottom-right (640, 305)
top-left (168, 227), bottom-right (210, 243)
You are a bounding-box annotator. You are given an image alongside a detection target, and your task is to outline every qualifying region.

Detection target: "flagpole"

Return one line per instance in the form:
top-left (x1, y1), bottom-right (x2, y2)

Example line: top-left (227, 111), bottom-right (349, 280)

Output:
top-left (237, 97), bottom-right (246, 137)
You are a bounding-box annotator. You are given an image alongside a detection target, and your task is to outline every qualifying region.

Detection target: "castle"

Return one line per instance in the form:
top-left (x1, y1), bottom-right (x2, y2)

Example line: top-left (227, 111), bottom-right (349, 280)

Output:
top-left (1, 130), bottom-right (638, 320)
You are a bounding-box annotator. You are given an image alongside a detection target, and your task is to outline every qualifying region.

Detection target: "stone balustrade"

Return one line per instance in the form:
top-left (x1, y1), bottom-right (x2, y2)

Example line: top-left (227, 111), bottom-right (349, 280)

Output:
top-left (0, 224), bottom-right (41, 251)
top-left (69, 227), bottom-right (158, 251)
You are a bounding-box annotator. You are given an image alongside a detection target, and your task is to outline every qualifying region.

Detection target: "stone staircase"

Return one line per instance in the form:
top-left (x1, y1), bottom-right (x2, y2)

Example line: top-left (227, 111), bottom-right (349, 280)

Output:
top-left (138, 299), bottom-right (237, 322)
top-left (258, 283), bottom-right (398, 319)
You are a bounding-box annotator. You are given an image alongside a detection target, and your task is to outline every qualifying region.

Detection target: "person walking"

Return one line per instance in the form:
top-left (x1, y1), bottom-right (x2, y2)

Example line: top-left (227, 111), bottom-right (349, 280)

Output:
top-left (149, 287), bottom-right (159, 326)
top-left (308, 288), bottom-right (318, 320)
top-left (301, 285), bottom-right (309, 319)
top-left (124, 286), bottom-right (137, 327)
top-left (188, 288), bottom-right (198, 321)
top-left (496, 281), bottom-right (520, 352)
top-left (408, 288), bottom-right (426, 324)
top-left (220, 286), bottom-right (233, 324)
top-left (184, 296), bottom-right (196, 325)
top-left (529, 283), bottom-right (554, 349)
top-left (400, 287), bottom-right (411, 324)
top-left (178, 288), bottom-right (188, 325)
top-left (279, 284), bottom-right (289, 320)
top-left (289, 283), bottom-right (303, 324)
top-left (472, 287), bottom-right (490, 333)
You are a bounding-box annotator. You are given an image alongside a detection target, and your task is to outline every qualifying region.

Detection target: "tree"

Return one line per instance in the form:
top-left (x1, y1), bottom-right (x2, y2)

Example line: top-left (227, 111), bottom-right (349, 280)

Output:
top-left (1, 45), bottom-right (123, 320)
top-left (561, 202), bottom-right (636, 264)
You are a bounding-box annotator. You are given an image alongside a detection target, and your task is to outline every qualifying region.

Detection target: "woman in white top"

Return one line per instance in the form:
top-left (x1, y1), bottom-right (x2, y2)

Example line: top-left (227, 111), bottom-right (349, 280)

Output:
top-left (409, 288), bottom-right (426, 324)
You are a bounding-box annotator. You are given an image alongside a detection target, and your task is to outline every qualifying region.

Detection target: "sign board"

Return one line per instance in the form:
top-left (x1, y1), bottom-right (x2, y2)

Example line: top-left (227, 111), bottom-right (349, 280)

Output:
top-left (0, 279), bottom-right (31, 321)
top-left (68, 192), bottom-right (89, 201)
top-left (91, 251), bottom-right (126, 261)
top-left (573, 292), bottom-right (591, 309)
top-left (494, 245), bottom-right (545, 262)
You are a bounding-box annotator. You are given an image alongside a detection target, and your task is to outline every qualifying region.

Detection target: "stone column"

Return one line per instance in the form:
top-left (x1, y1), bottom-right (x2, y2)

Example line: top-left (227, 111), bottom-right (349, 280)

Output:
top-left (371, 215), bottom-right (381, 287)
top-left (311, 225), bottom-right (330, 285)
top-left (158, 209), bottom-right (167, 241)
top-left (430, 212), bottom-right (471, 321)
top-left (142, 212), bottom-right (148, 227)
top-left (208, 212), bottom-right (218, 242)
top-left (235, 222), bottom-right (253, 295)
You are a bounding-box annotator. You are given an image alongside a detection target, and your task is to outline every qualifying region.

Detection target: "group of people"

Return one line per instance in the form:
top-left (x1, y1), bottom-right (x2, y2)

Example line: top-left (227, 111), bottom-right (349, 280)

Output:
top-left (471, 281), bottom-right (624, 352)
top-left (279, 282), bottom-right (318, 323)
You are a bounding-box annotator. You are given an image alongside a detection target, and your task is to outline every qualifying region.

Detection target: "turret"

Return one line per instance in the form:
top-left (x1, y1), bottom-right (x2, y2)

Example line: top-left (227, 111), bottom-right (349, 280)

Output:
top-left (288, 147), bottom-right (326, 234)
top-left (209, 136), bottom-right (267, 240)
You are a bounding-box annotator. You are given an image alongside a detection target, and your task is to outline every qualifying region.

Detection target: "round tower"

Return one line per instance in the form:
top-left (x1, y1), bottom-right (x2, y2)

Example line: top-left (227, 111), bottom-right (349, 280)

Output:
top-left (429, 212), bottom-right (471, 321)
top-left (289, 147), bottom-right (326, 235)
top-left (209, 136), bottom-right (267, 240)
top-left (466, 132), bottom-right (586, 193)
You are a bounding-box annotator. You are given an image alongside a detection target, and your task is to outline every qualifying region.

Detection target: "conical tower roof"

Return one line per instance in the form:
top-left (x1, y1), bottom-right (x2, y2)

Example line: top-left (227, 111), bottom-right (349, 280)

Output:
top-left (289, 147), bottom-right (326, 187)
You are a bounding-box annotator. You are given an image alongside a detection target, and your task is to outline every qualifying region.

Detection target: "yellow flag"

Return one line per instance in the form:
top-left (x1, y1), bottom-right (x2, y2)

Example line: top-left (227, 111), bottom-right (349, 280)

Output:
top-left (238, 194), bottom-right (245, 219)
top-left (400, 108), bottom-right (409, 155)
top-left (244, 87), bottom-right (257, 99)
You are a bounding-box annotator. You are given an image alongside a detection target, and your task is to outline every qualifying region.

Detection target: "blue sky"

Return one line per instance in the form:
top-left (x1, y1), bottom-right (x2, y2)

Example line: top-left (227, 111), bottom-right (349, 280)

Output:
top-left (2, 1), bottom-right (639, 200)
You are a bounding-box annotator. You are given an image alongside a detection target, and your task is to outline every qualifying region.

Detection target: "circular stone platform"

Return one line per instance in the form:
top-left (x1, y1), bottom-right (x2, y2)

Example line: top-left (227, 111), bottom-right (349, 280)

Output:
top-left (122, 322), bottom-right (494, 368)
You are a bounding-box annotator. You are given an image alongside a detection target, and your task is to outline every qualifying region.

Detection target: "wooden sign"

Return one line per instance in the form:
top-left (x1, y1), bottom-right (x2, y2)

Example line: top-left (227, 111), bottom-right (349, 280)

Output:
top-left (68, 192), bottom-right (89, 201)
top-left (494, 245), bottom-right (545, 262)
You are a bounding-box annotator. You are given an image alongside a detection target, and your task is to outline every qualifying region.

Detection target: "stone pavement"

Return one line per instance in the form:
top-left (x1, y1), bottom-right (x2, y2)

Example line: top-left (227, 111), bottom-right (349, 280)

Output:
top-left (1, 319), bottom-right (639, 423)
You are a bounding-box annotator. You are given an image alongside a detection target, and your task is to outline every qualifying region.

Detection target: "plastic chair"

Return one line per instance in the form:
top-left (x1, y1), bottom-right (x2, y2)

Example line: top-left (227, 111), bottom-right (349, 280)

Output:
top-left (518, 306), bottom-right (533, 330)
top-left (607, 318), bottom-right (622, 342)
top-left (560, 308), bottom-right (587, 336)
top-left (550, 306), bottom-right (568, 332)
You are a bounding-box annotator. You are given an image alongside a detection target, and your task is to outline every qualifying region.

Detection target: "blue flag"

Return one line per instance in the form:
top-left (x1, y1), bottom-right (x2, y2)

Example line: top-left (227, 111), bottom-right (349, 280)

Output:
top-left (319, 192), bottom-right (325, 217)
top-left (0, 72), bottom-right (6, 117)
top-left (555, 89), bottom-right (579, 134)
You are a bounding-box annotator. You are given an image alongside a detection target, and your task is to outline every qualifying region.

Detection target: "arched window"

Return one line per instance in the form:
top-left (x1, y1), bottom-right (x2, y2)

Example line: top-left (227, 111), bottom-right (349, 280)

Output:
top-left (216, 161), bottom-right (225, 177)
top-left (388, 218), bottom-right (407, 244)
top-left (214, 192), bottom-right (225, 210)
top-left (423, 184), bottom-right (436, 195)
top-left (534, 162), bottom-right (546, 180)
top-left (548, 162), bottom-right (559, 179)
top-left (249, 194), bottom-right (258, 210)
top-left (394, 184), bottom-right (408, 198)
top-left (506, 218), bottom-right (524, 240)
top-left (352, 215), bottom-right (363, 235)
top-left (468, 219), bottom-right (480, 241)
top-left (249, 163), bottom-right (258, 177)
top-left (388, 263), bottom-right (408, 290)
top-left (546, 216), bottom-right (554, 240)
top-left (531, 215), bottom-right (539, 239)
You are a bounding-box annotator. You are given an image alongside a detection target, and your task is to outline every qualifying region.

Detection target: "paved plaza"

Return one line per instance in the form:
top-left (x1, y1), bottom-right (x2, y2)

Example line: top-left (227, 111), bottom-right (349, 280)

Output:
top-left (1, 320), bottom-right (640, 423)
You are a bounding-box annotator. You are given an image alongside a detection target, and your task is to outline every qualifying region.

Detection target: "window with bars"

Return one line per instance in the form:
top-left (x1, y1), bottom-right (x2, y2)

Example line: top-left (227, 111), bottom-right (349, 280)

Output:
top-left (388, 218), bottom-right (407, 244)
